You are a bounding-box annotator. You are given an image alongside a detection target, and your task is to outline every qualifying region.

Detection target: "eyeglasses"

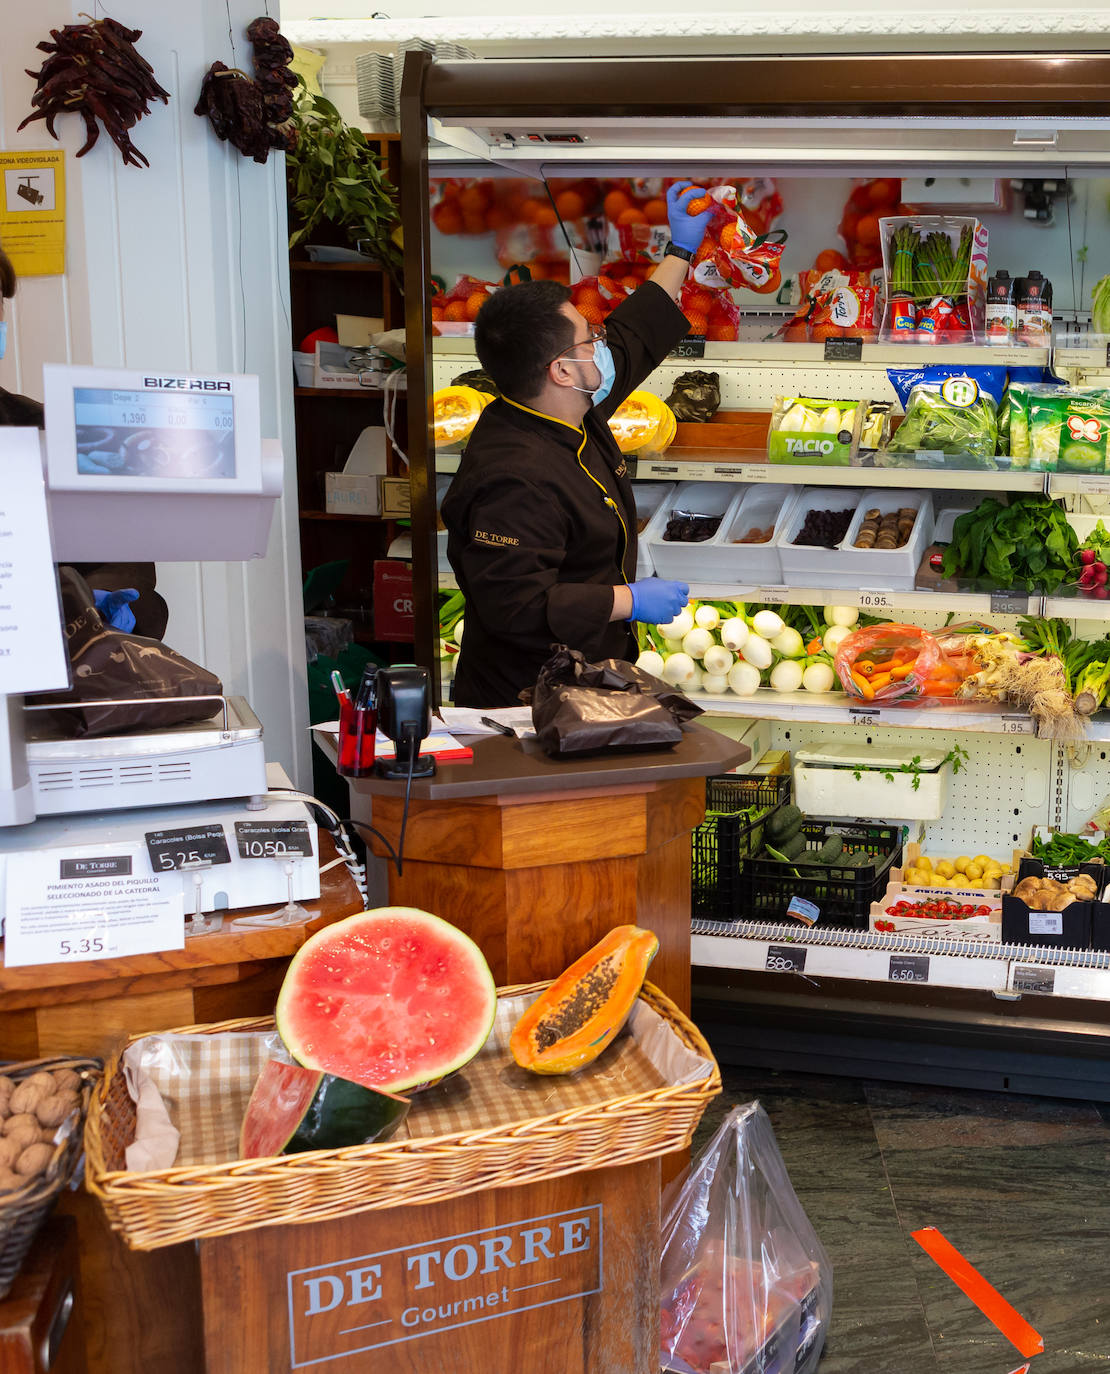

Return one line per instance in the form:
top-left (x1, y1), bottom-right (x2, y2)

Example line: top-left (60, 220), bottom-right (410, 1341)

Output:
top-left (548, 325), bottom-right (606, 367)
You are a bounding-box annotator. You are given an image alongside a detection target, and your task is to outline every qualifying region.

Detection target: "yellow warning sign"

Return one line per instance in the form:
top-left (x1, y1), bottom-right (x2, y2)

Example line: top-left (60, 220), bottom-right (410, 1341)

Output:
top-left (0, 150), bottom-right (65, 277)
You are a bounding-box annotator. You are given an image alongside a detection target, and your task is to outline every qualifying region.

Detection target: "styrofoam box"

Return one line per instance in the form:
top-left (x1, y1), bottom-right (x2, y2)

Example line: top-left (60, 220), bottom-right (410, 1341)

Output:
top-left (933, 494), bottom-right (979, 543)
top-left (632, 481), bottom-right (675, 577)
top-left (435, 473), bottom-right (453, 572)
top-left (868, 900), bottom-right (1001, 942)
top-left (712, 483), bottom-right (799, 584)
top-left (794, 742), bottom-right (950, 821)
top-left (775, 487), bottom-right (862, 589)
top-left (837, 489), bottom-right (935, 591)
top-left (642, 480), bottom-right (748, 581)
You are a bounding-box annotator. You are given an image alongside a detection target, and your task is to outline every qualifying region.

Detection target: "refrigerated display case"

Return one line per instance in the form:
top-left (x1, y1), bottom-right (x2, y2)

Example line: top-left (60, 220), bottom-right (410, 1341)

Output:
top-left (398, 51), bottom-right (1110, 1094)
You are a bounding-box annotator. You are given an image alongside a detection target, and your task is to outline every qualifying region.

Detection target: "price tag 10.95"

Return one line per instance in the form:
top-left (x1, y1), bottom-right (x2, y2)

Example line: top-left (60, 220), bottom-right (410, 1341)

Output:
top-left (144, 824), bottom-right (231, 874)
top-left (858, 591), bottom-right (893, 611)
top-left (888, 954), bottom-right (930, 984)
top-left (765, 944), bottom-right (807, 974)
top-left (234, 820), bottom-right (313, 860)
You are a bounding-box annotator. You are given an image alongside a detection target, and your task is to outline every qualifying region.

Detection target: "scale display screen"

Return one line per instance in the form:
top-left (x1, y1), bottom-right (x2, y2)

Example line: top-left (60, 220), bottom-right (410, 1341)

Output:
top-left (73, 387), bottom-right (236, 479)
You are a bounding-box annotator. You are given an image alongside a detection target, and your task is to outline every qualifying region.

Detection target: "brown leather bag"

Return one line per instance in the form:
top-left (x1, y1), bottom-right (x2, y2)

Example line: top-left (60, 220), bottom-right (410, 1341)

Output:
top-left (29, 567), bottom-right (223, 737)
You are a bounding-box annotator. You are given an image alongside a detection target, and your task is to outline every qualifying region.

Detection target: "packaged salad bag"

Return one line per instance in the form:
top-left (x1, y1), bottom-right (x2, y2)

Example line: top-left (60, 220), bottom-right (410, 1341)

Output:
top-left (881, 364), bottom-right (1007, 468)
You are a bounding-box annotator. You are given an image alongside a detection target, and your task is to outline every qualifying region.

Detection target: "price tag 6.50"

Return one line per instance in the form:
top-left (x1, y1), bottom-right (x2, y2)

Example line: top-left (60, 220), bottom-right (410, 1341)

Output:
top-left (888, 954), bottom-right (930, 984)
top-left (234, 820), bottom-right (313, 860)
top-left (765, 944), bottom-right (807, 974)
top-left (145, 824), bottom-right (231, 874)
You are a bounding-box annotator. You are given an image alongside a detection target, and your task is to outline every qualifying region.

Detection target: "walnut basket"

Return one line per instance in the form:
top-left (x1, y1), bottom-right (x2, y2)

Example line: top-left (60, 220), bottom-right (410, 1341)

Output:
top-left (84, 981), bottom-right (720, 1252)
top-left (0, 1056), bottom-right (101, 1299)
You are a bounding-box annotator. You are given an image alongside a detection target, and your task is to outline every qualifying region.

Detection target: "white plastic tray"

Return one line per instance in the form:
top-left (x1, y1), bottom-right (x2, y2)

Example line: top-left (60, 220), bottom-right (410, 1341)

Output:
top-left (712, 484), bottom-right (799, 584)
top-left (774, 487), bottom-right (862, 589)
top-left (632, 480), bottom-right (675, 577)
top-left (643, 480), bottom-right (748, 581)
top-left (837, 489), bottom-right (935, 591)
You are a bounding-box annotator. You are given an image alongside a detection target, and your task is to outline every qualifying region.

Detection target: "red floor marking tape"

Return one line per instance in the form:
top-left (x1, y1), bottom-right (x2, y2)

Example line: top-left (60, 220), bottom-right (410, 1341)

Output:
top-left (911, 1226), bottom-right (1044, 1358)
top-left (1007, 1365), bottom-right (1031, 1374)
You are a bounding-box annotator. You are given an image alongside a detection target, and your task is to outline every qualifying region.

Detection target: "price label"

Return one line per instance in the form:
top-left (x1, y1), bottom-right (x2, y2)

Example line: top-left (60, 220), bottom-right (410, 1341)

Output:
top-left (1013, 965), bottom-right (1056, 995)
top-left (670, 335), bottom-right (707, 359)
top-left (1078, 476), bottom-right (1110, 496)
top-left (765, 944), bottom-right (807, 973)
top-left (643, 462), bottom-right (679, 477)
top-left (145, 825), bottom-right (231, 874)
top-left (713, 466), bottom-right (746, 477)
top-left (849, 707), bottom-right (880, 727)
top-left (743, 466), bottom-right (770, 483)
top-left (888, 954), bottom-right (930, 984)
top-left (858, 591), bottom-right (893, 610)
top-left (234, 820), bottom-right (313, 860)
top-left (823, 336), bottom-right (864, 362)
top-left (758, 587), bottom-right (788, 604)
top-left (990, 590), bottom-right (1030, 615)
top-left (1000, 714), bottom-right (1033, 735)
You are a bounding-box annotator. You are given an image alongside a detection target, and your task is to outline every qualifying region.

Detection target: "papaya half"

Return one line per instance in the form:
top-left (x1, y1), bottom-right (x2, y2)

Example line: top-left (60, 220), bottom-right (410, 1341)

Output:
top-left (433, 384), bottom-right (492, 449)
top-left (509, 924), bottom-right (659, 1075)
top-left (607, 390), bottom-right (676, 457)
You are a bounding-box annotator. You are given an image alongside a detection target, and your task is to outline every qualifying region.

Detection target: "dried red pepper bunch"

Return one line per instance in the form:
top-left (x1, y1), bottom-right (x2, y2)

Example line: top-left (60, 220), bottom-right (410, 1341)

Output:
top-left (195, 17), bottom-right (298, 164)
top-left (18, 16), bottom-right (170, 169)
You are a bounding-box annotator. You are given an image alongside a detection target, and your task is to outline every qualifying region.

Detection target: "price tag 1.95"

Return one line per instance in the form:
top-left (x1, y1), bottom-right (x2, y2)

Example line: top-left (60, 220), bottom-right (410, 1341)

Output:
top-left (235, 820), bottom-right (313, 860)
top-left (145, 824), bottom-right (231, 874)
top-left (888, 954), bottom-right (930, 984)
top-left (1000, 714), bottom-right (1033, 735)
top-left (765, 944), bottom-right (807, 974)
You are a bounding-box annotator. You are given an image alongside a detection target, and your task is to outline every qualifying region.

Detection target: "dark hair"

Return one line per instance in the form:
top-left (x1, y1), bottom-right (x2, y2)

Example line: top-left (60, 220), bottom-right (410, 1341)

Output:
top-left (0, 242), bottom-right (14, 300)
top-left (474, 280), bottom-right (573, 401)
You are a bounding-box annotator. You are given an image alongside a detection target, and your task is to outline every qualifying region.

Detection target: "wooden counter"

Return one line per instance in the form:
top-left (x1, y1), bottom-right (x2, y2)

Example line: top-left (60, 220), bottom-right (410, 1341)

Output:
top-left (0, 830), bottom-right (366, 1374)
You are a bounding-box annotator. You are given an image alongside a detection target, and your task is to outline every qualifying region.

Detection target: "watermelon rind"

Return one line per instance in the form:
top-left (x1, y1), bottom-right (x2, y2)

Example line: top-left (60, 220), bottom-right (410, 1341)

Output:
top-left (274, 906), bottom-right (498, 1094)
top-left (240, 1059), bottom-right (410, 1158)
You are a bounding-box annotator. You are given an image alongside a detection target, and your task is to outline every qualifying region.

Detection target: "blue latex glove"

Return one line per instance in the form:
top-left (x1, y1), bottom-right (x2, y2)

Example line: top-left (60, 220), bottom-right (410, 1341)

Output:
top-left (627, 578), bottom-right (690, 625)
top-left (666, 181), bottom-right (714, 254)
top-left (93, 587), bottom-right (139, 633)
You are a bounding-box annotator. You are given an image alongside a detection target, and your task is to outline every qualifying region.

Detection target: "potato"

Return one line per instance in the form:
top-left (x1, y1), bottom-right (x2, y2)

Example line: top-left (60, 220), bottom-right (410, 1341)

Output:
top-left (15, 1142), bottom-right (54, 1177)
top-left (10, 1077), bottom-right (54, 1117)
top-left (1047, 892), bottom-right (1074, 912)
top-left (1014, 878), bottom-right (1043, 902)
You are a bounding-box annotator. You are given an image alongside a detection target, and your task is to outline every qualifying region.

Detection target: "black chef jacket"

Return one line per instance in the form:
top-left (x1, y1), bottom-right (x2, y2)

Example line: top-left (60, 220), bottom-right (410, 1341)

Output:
top-left (442, 280), bottom-right (690, 708)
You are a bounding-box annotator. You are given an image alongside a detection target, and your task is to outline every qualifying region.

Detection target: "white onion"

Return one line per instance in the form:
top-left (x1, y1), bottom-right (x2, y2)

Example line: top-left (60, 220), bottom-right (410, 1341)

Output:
top-left (770, 659), bottom-right (804, 693)
top-left (719, 617), bottom-right (750, 651)
top-left (823, 605), bottom-right (860, 627)
top-left (727, 661), bottom-right (762, 696)
top-left (453, 617), bottom-right (464, 644)
top-left (770, 626), bottom-right (804, 658)
top-left (740, 634), bottom-right (773, 670)
top-left (701, 672), bottom-right (729, 694)
top-left (751, 609), bottom-right (785, 639)
top-left (802, 662), bottom-right (836, 693)
top-left (823, 624), bottom-right (853, 655)
top-left (664, 637), bottom-right (685, 654)
top-left (657, 607), bottom-right (694, 639)
top-left (688, 666), bottom-right (704, 692)
top-left (682, 627), bottom-right (715, 660)
top-left (660, 652), bottom-right (697, 685)
top-left (694, 604), bottom-right (720, 630)
top-left (702, 644), bottom-right (735, 677)
top-left (635, 649), bottom-right (665, 676)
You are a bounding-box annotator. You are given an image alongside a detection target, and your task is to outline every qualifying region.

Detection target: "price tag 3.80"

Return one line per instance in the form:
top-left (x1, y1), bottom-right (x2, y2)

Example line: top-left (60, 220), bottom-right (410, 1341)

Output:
top-left (765, 944), bottom-right (807, 974)
top-left (235, 820), bottom-right (313, 860)
top-left (145, 824), bottom-right (231, 874)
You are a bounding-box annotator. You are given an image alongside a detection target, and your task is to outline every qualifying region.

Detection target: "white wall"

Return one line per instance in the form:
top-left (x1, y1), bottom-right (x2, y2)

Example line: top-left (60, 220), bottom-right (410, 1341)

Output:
top-left (0, 0), bottom-right (309, 785)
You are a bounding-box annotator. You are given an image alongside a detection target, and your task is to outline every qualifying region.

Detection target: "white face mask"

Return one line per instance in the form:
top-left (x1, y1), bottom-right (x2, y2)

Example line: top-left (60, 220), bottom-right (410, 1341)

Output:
top-left (558, 339), bottom-right (615, 406)
top-left (0, 321), bottom-right (6, 361)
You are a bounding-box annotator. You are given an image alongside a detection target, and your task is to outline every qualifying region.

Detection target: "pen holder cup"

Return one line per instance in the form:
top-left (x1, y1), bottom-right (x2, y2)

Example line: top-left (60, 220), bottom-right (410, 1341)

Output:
top-left (337, 696), bottom-right (376, 777)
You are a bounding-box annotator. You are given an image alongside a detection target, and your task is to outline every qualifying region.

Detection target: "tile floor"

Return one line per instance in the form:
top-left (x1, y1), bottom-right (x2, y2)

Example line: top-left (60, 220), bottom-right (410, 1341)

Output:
top-left (689, 1068), bottom-right (1110, 1373)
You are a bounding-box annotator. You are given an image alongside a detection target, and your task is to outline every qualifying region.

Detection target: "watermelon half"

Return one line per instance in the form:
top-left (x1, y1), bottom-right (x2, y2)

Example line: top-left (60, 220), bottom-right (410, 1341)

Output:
top-left (240, 1060), bottom-right (410, 1158)
top-left (275, 907), bottom-right (497, 1093)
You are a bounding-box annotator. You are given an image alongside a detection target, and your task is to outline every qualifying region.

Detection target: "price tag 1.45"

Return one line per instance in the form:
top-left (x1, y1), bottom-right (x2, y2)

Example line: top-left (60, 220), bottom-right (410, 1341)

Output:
top-left (849, 706), bottom-right (880, 728)
top-left (145, 824), bottom-right (231, 874)
top-left (234, 820), bottom-right (313, 860)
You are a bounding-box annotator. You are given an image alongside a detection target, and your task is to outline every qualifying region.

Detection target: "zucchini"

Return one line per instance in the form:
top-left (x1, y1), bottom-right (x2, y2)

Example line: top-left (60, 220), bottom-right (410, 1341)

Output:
top-left (816, 835), bottom-right (844, 865)
top-left (775, 814), bottom-right (804, 846)
top-left (780, 832), bottom-right (808, 861)
top-left (767, 804), bottom-right (803, 840)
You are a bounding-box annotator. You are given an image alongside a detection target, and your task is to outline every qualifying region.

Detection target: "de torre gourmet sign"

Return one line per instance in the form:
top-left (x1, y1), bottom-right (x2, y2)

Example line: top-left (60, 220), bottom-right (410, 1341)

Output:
top-left (286, 1206), bottom-right (603, 1366)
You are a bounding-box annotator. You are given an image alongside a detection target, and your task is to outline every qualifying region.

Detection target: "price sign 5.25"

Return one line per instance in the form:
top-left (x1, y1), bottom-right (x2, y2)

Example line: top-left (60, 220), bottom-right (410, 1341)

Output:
top-left (234, 820), bottom-right (313, 860)
top-left (145, 825), bottom-right (231, 873)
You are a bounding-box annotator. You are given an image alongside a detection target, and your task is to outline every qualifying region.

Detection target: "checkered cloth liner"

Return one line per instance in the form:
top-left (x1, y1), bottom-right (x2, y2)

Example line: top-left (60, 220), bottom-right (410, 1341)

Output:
top-left (127, 994), bottom-right (667, 1168)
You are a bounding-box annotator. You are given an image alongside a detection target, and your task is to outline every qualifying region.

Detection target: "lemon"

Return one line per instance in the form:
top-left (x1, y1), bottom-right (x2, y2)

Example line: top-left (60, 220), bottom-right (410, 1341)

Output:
top-left (917, 855), bottom-right (933, 872)
top-left (986, 876), bottom-right (1001, 890)
top-left (965, 862), bottom-right (983, 880)
top-left (984, 867), bottom-right (1002, 882)
top-left (999, 863), bottom-right (1012, 875)
top-left (904, 868), bottom-right (920, 885)
top-left (936, 860), bottom-right (956, 879)
top-left (954, 856), bottom-right (970, 873)
top-left (974, 854), bottom-right (992, 868)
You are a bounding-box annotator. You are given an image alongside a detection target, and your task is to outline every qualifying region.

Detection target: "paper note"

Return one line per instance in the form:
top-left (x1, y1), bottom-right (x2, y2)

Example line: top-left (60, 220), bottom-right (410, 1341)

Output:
top-left (0, 149), bottom-right (65, 276)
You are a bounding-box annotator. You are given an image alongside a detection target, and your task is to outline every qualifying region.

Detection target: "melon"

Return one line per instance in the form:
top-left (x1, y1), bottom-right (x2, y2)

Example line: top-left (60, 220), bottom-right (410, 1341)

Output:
top-left (275, 907), bottom-right (497, 1093)
top-left (240, 1060), bottom-right (409, 1158)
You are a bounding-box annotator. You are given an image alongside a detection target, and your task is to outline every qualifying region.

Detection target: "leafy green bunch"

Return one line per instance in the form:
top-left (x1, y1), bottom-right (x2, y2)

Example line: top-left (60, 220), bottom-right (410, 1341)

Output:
top-left (940, 494), bottom-right (1078, 594)
top-left (286, 86), bottom-right (401, 283)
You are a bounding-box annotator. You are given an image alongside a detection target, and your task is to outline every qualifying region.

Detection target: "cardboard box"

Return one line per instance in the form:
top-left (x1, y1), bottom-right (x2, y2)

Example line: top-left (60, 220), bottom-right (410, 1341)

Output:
top-left (336, 313), bottom-right (385, 346)
top-left (373, 560), bottom-right (413, 640)
top-left (380, 476), bottom-right (411, 519)
top-left (325, 473), bottom-right (378, 515)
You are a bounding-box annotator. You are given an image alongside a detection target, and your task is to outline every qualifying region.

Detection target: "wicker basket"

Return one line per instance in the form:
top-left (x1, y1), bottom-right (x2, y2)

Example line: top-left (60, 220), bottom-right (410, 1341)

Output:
top-left (85, 981), bottom-right (720, 1252)
top-left (0, 1056), bottom-right (101, 1300)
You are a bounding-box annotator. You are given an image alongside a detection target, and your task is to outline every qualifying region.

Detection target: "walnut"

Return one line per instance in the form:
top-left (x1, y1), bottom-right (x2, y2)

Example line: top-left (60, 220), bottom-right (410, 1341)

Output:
top-left (0, 1137), bottom-right (19, 1168)
top-left (0, 1168), bottom-right (24, 1193)
top-left (52, 1069), bottom-right (82, 1094)
top-left (36, 1093), bottom-right (77, 1130)
top-left (15, 1142), bottom-right (54, 1177)
top-left (2, 1112), bottom-right (40, 1137)
top-left (10, 1077), bottom-right (54, 1116)
top-left (4, 1124), bottom-right (40, 1154)
top-left (0, 1075), bottom-right (14, 1100)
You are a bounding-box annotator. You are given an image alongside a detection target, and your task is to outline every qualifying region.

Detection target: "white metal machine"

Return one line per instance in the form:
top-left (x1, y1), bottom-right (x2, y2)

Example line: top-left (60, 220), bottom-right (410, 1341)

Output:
top-left (0, 363), bottom-right (321, 926)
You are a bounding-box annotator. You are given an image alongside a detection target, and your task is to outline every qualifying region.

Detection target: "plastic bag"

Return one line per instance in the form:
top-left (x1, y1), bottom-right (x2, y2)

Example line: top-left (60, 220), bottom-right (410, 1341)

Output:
top-left (526, 647), bottom-right (702, 756)
top-left (781, 268), bottom-right (881, 343)
top-left (660, 1102), bottom-right (832, 1374)
top-left (767, 396), bottom-right (862, 467)
top-left (666, 371), bottom-right (722, 422)
top-left (1016, 383), bottom-right (1110, 474)
top-left (834, 623), bottom-right (959, 702)
top-left (885, 364), bottom-right (1007, 465)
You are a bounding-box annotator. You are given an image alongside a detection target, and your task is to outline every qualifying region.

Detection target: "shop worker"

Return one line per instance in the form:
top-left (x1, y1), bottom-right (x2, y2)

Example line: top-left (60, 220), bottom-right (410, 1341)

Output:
top-left (0, 240), bottom-right (169, 638)
top-left (442, 182), bottom-right (714, 707)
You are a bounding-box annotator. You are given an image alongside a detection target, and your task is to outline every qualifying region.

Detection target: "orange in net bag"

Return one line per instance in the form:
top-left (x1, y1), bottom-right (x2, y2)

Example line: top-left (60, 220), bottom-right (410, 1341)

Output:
top-left (834, 624), bottom-right (962, 703)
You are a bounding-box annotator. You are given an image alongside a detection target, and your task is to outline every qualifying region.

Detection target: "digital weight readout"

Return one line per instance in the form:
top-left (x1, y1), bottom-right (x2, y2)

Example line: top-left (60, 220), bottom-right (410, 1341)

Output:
top-left (74, 386), bottom-right (236, 479)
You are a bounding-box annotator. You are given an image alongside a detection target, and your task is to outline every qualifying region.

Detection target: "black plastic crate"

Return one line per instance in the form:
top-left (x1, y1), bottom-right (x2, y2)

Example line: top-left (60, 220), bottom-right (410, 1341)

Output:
top-left (692, 774), bottom-right (791, 924)
top-left (746, 820), bottom-right (904, 930)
